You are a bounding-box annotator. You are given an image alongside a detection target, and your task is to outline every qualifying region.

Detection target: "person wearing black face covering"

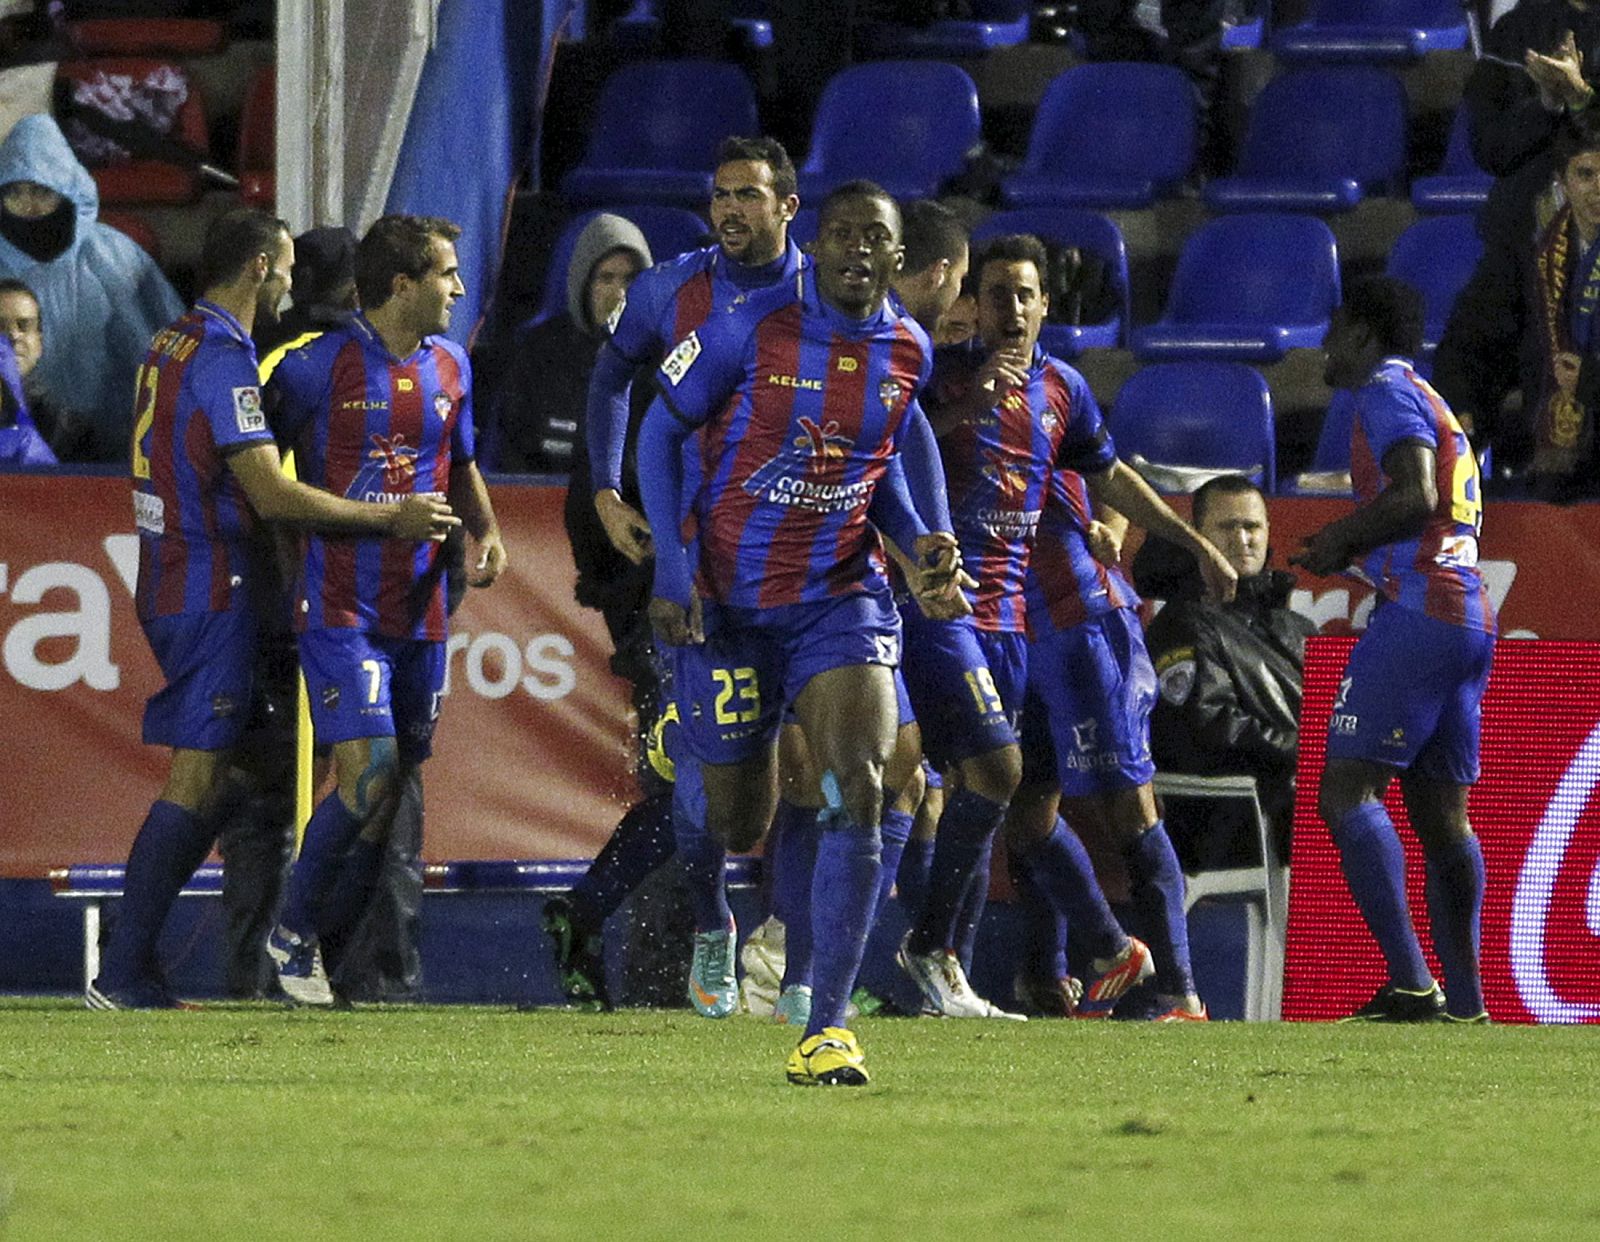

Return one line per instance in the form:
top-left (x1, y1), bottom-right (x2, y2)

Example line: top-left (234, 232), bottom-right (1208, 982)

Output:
top-left (1132, 475), bottom-right (1315, 870)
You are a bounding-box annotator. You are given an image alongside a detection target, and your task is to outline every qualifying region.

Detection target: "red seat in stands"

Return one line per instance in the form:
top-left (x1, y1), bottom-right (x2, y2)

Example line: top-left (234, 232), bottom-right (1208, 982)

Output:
top-left (100, 209), bottom-right (162, 261)
top-left (237, 66), bottom-right (274, 209)
top-left (67, 19), bottom-right (226, 57)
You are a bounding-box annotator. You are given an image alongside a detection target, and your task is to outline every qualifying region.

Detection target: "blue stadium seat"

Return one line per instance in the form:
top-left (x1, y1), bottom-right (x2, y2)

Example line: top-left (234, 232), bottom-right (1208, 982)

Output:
top-left (1130, 214), bottom-right (1341, 363)
top-left (1385, 213), bottom-right (1483, 358)
top-left (1273, 0), bottom-right (1469, 62)
top-left (1001, 63), bottom-right (1197, 210)
top-left (858, 1), bottom-right (1031, 57)
top-left (560, 61), bottom-right (759, 208)
top-left (971, 207), bottom-right (1131, 355)
top-left (1222, 1), bottom-right (1270, 48)
top-left (1204, 67), bottom-right (1408, 213)
top-left (1411, 102), bottom-right (1492, 213)
top-left (530, 205), bottom-right (709, 329)
top-left (799, 61), bottom-right (981, 201)
top-left (1111, 362), bottom-right (1277, 493)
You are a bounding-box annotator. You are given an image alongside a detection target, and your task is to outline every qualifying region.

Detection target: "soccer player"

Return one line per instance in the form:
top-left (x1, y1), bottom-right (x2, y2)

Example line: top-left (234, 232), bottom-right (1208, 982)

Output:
top-left (544, 136), bottom-right (809, 1017)
top-left (638, 180), bottom-right (959, 1085)
top-left (88, 208), bottom-right (458, 1010)
top-left (761, 198), bottom-right (972, 1027)
top-left (265, 214), bottom-right (507, 1006)
top-left (916, 234), bottom-right (1234, 1023)
top-left (1293, 276), bottom-right (1496, 1024)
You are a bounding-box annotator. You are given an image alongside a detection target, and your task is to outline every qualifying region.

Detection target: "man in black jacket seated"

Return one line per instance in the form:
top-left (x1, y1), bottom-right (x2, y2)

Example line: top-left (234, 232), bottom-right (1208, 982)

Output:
top-left (1132, 475), bottom-right (1314, 870)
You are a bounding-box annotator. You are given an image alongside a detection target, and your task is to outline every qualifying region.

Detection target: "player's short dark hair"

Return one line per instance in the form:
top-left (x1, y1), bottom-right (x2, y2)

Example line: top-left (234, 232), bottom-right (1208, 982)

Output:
top-left (1340, 275), bottom-right (1424, 359)
top-left (356, 214), bottom-right (463, 310)
top-left (817, 179), bottom-right (901, 239)
top-left (1556, 108), bottom-right (1600, 172)
top-left (974, 233), bottom-right (1050, 286)
top-left (901, 199), bottom-right (968, 276)
top-left (715, 135), bottom-right (797, 201)
top-left (1192, 473), bottom-right (1266, 529)
top-left (197, 207), bottom-right (291, 291)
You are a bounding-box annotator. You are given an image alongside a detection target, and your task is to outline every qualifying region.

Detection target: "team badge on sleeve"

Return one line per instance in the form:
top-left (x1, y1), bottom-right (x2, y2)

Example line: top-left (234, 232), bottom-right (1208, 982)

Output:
top-left (1156, 647), bottom-right (1196, 705)
top-left (661, 331), bottom-right (702, 386)
top-left (232, 386), bottom-right (265, 433)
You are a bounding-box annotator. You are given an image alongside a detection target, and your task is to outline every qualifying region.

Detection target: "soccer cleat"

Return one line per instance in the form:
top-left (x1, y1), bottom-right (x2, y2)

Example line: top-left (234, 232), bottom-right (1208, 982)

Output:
top-left (85, 978), bottom-right (197, 1010)
top-left (1337, 982), bottom-right (1447, 1023)
top-left (1080, 937), bottom-right (1155, 1011)
top-left (1442, 1010), bottom-right (1491, 1025)
top-left (266, 925), bottom-right (335, 1007)
top-left (739, 916), bottom-right (785, 1017)
top-left (541, 896), bottom-right (610, 1011)
top-left (1013, 972), bottom-right (1084, 1018)
top-left (772, 984), bottom-right (813, 1027)
top-left (785, 1026), bottom-right (869, 1087)
top-left (688, 920), bottom-right (739, 1018)
top-left (1151, 1001), bottom-right (1209, 1023)
top-left (897, 934), bottom-right (1027, 1020)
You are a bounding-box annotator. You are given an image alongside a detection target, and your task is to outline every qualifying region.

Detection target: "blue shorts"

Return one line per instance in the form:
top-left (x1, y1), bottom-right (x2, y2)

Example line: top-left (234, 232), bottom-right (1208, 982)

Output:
top-left (141, 608), bottom-right (256, 751)
top-left (1325, 601), bottom-right (1494, 784)
top-left (899, 605), bottom-right (1025, 769)
top-left (1026, 607), bottom-right (1156, 797)
top-left (669, 592), bottom-right (903, 765)
top-left (299, 628), bottom-right (447, 762)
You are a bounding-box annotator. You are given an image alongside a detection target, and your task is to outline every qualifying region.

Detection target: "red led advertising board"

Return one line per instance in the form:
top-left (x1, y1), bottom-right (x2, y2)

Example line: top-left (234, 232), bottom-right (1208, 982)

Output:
top-left (1285, 636), bottom-right (1600, 1024)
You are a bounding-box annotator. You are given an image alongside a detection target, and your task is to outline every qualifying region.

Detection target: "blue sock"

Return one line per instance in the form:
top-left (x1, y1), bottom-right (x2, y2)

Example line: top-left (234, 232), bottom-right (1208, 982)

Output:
top-left (100, 799), bottom-right (216, 987)
top-left (871, 805), bottom-right (914, 927)
top-left (896, 837), bottom-right (934, 925)
top-left (1122, 823), bottom-right (1195, 998)
top-left (910, 788), bottom-right (1007, 953)
top-left (772, 800), bottom-right (820, 990)
top-left (1009, 849), bottom-right (1069, 979)
top-left (674, 803), bottom-right (730, 934)
top-left (314, 836), bottom-right (383, 943)
top-left (804, 816), bottom-right (882, 1037)
top-left (953, 832), bottom-right (993, 973)
top-left (568, 792), bottom-right (675, 934)
top-left (1334, 802), bottom-right (1432, 992)
top-left (1426, 835), bottom-right (1485, 1017)
top-left (1026, 819), bottom-right (1126, 961)
top-left (279, 792), bottom-right (364, 939)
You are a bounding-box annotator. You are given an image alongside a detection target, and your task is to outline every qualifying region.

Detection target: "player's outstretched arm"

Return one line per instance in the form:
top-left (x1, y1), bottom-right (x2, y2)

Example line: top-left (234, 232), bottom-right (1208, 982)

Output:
top-left (449, 458), bottom-right (508, 587)
top-left (1291, 441), bottom-right (1437, 577)
top-left (227, 442), bottom-right (461, 540)
top-left (1088, 459), bottom-right (1237, 602)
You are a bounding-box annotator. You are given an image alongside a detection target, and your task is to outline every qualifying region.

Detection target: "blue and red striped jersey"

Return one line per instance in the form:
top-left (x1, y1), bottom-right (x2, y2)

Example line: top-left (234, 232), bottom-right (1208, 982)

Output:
top-left (266, 314), bottom-right (475, 641)
top-left (926, 342), bottom-right (1116, 632)
top-left (1348, 359), bottom-right (1496, 634)
top-left (654, 268), bottom-right (932, 609)
top-left (1025, 469), bottom-right (1140, 639)
top-left (131, 300), bottom-right (275, 622)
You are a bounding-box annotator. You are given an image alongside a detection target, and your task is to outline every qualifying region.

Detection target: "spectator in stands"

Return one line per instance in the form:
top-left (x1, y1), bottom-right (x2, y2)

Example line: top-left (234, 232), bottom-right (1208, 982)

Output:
top-left (0, 328), bottom-right (51, 466)
top-left (0, 276), bottom-right (93, 460)
top-left (255, 225), bottom-right (357, 356)
top-left (1436, 110), bottom-right (1600, 497)
top-left (0, 114), bottom-right (183, 461)
top-left (1133, 475), bottom-right (1314, 868)
top-left (493, 213), bottom-right (651, 474)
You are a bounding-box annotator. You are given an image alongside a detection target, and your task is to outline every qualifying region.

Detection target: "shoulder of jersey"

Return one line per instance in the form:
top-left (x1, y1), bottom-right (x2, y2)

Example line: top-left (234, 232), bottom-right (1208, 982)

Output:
top-left (643, 244), bottom-right (720, 288)
top-left (257, 329), bottom-right (340, 383)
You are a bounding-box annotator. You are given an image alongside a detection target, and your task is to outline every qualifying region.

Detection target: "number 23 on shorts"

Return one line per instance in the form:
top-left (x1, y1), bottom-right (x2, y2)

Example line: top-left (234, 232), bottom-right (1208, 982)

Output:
top-left (712, 666), bottom-right (759, 724)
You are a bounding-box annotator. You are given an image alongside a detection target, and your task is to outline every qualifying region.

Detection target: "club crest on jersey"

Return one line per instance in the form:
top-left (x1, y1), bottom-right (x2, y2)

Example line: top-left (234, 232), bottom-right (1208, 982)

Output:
top-left (432, 392), bottom-right (454, 421)
top-left (878, 380), bottom-right (901, 411)
top-left (1039, 406), bottom-right (1060, 436)
top-left (232, 386), bottom-right (265, 433)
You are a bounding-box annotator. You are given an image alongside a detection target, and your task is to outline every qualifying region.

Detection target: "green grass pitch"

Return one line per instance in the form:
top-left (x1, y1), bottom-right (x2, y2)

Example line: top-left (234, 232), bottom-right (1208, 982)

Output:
top-left (2, 999), bottom-right (1598, 1239)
